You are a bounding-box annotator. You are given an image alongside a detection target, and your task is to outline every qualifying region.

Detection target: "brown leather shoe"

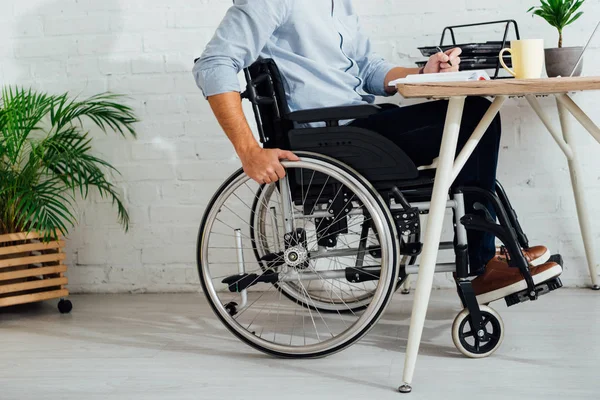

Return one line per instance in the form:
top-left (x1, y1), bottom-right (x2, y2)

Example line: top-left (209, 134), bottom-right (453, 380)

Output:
top-left (496, 245), bottom-right (550, 267)
top-left (472, 259), bottom-right (562, 304)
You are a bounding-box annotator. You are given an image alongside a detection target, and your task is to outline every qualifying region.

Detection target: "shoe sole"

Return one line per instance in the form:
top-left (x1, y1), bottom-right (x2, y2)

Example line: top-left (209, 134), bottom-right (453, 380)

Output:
top-left (529, 248), bottom-right (551, 267)
top-left (477, 263), bottom-right (563, 305)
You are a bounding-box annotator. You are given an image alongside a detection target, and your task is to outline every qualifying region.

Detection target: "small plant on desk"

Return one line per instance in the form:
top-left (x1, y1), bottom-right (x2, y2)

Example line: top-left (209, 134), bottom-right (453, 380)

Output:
top-left (528, 0), bottom-right (586, 77)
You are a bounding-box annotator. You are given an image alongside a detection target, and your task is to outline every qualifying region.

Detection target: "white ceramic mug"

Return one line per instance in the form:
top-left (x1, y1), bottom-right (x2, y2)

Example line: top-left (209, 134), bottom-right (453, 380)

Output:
top-left (499, 39), bottom-right (545, 79)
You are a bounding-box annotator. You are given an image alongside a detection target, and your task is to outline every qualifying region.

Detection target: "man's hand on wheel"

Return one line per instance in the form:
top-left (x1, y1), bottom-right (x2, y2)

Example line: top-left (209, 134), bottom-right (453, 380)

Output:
top-left (424, 47), bottom-right (462, 74)
top-left (239, 146), bottom-right (300, 184)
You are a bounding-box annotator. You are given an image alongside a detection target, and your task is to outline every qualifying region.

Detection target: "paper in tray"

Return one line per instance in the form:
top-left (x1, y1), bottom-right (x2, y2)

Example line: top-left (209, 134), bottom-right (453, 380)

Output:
top-left (388, 70), bottom-right (491, 86)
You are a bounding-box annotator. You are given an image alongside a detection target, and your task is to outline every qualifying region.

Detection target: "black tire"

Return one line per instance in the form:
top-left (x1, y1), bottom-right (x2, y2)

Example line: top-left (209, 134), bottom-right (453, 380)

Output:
top-left (197, 153), bottom-right (400, 358)
top-left (452, 305), bottom-right (504, 358)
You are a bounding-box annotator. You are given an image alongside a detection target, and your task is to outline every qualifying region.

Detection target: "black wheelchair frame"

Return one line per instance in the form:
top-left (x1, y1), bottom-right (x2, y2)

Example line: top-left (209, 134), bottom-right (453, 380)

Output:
top-left (196, 57), bottom-right (564, 362)
top-left (242, 57), bottom-right (563, 319)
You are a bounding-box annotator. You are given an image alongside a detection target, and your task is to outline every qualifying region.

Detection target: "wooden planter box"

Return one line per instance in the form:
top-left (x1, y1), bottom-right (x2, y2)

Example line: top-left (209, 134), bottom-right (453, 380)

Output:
top-left (0, 231), bottom-right (69, 309)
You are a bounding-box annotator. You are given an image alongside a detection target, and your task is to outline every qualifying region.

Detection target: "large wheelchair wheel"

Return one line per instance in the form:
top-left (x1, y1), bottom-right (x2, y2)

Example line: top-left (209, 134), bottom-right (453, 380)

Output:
top-left (249, 183), bottom-right (404, 313)
top-left (197, 154), bottom-right (399, 358)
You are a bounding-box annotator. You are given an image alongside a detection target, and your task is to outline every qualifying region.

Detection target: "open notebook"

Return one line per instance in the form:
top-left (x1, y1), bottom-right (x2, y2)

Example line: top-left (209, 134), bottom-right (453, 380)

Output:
top-left (389, 70), bottom-right (490, 86)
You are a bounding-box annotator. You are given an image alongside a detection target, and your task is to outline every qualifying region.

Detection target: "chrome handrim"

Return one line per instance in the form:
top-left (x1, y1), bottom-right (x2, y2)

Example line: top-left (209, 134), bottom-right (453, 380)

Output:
top-left (200, 157), bottom-right (397, 355)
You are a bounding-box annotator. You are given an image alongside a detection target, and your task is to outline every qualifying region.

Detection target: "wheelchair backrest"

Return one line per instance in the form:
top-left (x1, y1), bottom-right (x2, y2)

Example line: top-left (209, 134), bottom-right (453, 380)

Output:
top-left (242, 59), bottom-right (293, 149)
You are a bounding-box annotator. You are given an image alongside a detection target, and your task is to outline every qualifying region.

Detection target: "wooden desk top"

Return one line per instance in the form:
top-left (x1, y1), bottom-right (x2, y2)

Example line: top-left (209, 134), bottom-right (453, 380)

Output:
top-left (396, 76), bottom-right (600, 99)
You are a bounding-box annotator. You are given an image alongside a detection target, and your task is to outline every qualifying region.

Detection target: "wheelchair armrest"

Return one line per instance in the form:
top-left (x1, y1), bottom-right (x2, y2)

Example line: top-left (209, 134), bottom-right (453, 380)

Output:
top-left (287, 105), bottom-right (381, 124)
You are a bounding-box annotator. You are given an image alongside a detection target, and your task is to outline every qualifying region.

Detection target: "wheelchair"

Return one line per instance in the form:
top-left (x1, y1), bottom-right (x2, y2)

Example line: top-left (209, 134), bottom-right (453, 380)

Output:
top-left (196, 58), bottom-right (564, 360)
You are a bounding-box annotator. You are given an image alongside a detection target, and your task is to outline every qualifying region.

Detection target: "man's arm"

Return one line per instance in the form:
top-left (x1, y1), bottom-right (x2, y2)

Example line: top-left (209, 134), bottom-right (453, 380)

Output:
top-left (193, 0), bottom-right (292, 97)
top-left (193, 0), bottom-right (297, 184)
top-left (383, 48), bottom-right (463, 94)
top-left (207, 92), bottom-right (298, 184)
top-left (382, 67), bottom-right (421, 93)
top-left (350, 13), bottom-right (461, 95)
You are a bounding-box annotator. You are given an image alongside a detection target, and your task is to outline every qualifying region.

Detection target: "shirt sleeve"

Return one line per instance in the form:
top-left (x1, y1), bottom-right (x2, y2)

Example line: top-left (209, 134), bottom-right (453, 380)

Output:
top-left (193, 0), bottom-right (292, 97)
top-left (352, 17), bottom-right (396, 97)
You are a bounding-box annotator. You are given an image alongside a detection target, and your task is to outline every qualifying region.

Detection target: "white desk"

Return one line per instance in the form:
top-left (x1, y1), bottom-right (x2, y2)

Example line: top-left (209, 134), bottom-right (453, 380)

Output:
top-left (395, 76), bottom-right (600, 392)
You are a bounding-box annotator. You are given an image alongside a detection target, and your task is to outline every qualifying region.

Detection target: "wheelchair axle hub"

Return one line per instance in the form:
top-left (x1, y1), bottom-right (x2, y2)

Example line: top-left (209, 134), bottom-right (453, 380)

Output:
top-left (284, 246), bottom-right (309, 268)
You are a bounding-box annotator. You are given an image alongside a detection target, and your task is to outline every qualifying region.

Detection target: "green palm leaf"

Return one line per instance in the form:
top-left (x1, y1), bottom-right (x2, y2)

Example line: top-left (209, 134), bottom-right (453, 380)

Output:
top-left (0, 86), bottom-right (137, 240)
top-left (1, 87), bottom-right (54, 165)
top-left (50, 92), bottom-right (138, 138)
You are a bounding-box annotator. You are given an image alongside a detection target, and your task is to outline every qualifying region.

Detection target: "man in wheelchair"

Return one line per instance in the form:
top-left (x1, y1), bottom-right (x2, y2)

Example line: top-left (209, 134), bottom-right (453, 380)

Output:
top-left (193, 0), bottom-right (562, 306)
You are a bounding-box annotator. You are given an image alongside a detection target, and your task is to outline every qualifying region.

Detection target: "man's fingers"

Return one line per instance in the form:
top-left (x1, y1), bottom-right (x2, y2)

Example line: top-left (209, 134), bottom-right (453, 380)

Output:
top-left (274, 163), bottom-right (286, 179)
top-left (440, 65), bottom-right (460, 73)
top-left (445, 47), bottom-right (462, 58)
top-left (440, 59), bottom-right (460, 69)
top-left (278, 150), bottom-right (300, 161)
top-left (435, 52), bottom-right (449, 63)
top-left (440, 67), bottom-right (459, 73)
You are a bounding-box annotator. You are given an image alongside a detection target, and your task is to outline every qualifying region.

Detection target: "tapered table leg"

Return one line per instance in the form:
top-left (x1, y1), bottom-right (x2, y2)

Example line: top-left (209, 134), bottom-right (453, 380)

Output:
top-left (399, 96), bottom-right (466, 393)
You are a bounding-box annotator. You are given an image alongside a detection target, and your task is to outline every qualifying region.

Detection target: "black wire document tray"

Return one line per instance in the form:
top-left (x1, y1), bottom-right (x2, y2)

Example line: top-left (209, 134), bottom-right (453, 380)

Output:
top-left (416, 20), bottom-right (521, 79)
top-left (419, 42), bottom-right (505, 57)
top-left (416, 56), bottom-right (513, 70)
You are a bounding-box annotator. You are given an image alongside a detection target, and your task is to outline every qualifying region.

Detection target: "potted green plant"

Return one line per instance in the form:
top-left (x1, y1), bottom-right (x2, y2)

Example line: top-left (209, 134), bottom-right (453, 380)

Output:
top-left (528, 0), bottom-right (586, 77)
top-left (0, 87), bottom-right (137, 312)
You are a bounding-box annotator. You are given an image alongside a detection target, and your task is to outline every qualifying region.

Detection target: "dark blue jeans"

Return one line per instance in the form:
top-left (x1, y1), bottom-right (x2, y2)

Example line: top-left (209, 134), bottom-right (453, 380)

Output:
top-left (350, 97), bottom-right (502, 275)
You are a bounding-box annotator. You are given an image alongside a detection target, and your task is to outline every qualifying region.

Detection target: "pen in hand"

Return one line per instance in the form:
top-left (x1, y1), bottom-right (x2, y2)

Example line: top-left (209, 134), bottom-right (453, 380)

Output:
top-left (436, 46), bottom-right (453, 67)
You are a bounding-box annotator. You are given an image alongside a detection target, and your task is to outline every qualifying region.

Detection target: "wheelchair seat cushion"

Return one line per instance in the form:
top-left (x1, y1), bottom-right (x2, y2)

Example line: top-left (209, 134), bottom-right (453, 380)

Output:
top-left (288, 126), bottom-right (420, 182)
top-left (288, 104), bottom-right (381, 124)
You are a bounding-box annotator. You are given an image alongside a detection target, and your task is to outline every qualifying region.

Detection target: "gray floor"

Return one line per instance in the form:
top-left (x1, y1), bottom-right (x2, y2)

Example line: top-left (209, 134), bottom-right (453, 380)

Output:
top-left (1, 289), bottom-right (599, 400)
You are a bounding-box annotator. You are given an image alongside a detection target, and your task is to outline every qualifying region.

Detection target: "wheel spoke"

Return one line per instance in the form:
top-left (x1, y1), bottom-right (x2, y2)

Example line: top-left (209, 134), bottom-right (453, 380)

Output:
top-left (481, 314), bottom-right (491, 326)
top-left (199, 160), bottom-right (396, 356)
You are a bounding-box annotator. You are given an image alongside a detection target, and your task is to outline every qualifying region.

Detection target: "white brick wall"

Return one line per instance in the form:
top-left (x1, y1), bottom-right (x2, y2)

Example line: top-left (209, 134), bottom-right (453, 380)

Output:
top-left (1, 0), bottom-right (599, 292)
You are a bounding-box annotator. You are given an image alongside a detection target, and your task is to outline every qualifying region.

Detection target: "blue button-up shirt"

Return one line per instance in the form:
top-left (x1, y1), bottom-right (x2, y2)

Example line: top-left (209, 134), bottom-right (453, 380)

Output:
top-left (193, 0), bottom-right (396, 113)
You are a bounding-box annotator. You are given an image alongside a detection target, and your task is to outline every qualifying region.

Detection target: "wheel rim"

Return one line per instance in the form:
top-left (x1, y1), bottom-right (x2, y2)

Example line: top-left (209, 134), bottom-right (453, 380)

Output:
top-left (251, 183), bottom-right (382, 311)
top-left (199, 157), bottom-right (397, 356)
top-left (456, 308), bottom-right (503, 356)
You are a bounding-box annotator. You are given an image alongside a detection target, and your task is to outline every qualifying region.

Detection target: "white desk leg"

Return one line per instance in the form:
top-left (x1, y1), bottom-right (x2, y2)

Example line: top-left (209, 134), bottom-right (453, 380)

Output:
top-left (556, 98), bottom-right (600, 290)
top-left (399, 96), bottom-right (466, 394)
top-left (556, 94), bottom-right (600, 145)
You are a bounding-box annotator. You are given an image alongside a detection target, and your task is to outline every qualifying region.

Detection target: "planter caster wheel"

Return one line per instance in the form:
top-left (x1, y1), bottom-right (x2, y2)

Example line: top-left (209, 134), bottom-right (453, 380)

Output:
top-left (58, 299), bottom-right (72, 314)
top-left (224, 302), bottom-right (238, 317)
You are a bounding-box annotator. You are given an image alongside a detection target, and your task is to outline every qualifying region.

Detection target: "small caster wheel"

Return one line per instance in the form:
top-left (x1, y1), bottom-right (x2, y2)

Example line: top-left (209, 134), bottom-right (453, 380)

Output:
top-left (592, 285), bottom-right (600, 291)
top-left (224, 302), bottom-right (238, 317)
top-left (58, 299), bottom-right (73, 314)
top-left (400, 288), bottom-right (410, 295)
top-left (452, 305), bottom-right (504, 359)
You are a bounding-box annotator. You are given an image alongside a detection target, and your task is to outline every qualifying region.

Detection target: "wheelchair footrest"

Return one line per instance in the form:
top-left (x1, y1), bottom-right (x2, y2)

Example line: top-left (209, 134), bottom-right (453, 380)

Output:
top-left (222, 272), bottom-right (279, 292)
top-left (549, 253), bottom-right (564, 267)
top-left (504, 277), bottom-right (563, 308)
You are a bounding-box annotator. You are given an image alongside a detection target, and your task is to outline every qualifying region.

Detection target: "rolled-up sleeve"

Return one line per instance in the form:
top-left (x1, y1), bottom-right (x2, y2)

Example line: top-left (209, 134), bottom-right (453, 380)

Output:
top-left (353, 18), bottom-right (396, 96)
top-left (193, 0), bottom-right (292, 98)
